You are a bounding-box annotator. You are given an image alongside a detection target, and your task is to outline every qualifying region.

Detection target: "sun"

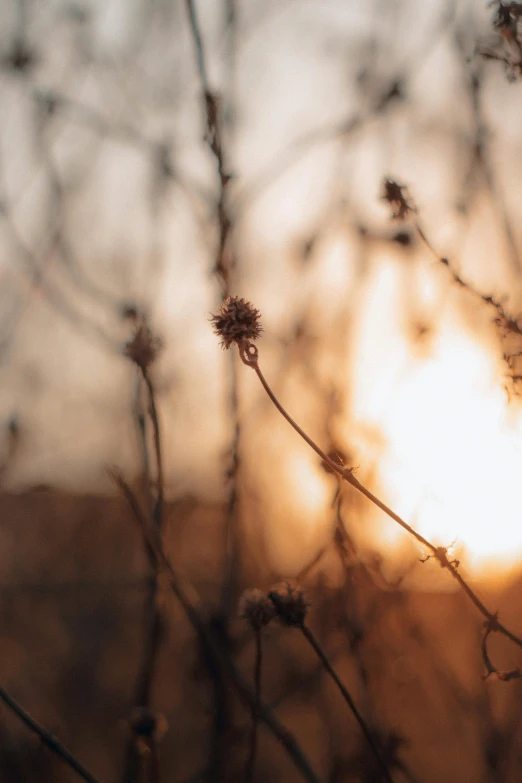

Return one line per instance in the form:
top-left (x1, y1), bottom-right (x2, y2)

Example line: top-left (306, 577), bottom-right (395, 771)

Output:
top-left (350, 259), bottom-right (522, 578)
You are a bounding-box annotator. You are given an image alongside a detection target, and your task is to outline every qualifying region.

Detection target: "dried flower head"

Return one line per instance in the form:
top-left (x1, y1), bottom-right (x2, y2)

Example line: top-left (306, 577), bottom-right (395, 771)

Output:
top-left (239, 588), bottom-right (275, 631)
top-left (123, 320), bottom-right (163, 372)
top-left (492, 2), bottom-right (520, 39)
top-left (129, 707), bottom-right (168, 754)
top-left (382, 178), bottom-right (417, 221)
top-left (268, 581), bottom-right (309, 628)
top-left (210, 296), bottom-right (263, 349)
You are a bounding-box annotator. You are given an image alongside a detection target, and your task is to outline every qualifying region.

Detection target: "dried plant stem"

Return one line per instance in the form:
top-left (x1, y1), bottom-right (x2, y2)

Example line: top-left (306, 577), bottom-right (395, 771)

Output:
top-left (244, 628), bottom-right (262, 783)
top-left (121, 371), bottom-right (165, 783)
top-left (185, 37), bottom-right (241, 783)
top-left (300, 626), bottom-right (394, 783)
top-left (185, 0), bottom-right (239, 613)
top-left (0, 684), bottom-right (102, 783)
top-left (144, 371), bottom-right (165, 530)
top-left (113, 473), bottom-right (322, 783)
top-left (134, 375), bottom-right (155, 521)
top-left (184, 0), bottom-right (233, 289)
top-left (238, 342), bottom-right (522, 654)
top-left (184, 0), bottom-right (210, 94)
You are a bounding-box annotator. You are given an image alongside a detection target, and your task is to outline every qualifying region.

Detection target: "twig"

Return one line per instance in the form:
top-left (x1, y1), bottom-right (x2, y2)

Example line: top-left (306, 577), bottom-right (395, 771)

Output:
top-left (0, 684), bottom-right (102, 783)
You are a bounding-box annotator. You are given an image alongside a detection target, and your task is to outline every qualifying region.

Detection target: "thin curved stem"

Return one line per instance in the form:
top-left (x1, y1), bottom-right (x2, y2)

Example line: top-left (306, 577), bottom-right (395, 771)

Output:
top-left (300, 626), bottom-right (394, 783)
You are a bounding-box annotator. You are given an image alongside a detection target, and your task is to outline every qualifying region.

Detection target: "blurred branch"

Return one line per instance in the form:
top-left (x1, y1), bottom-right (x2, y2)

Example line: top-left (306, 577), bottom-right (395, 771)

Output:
top-left (143, 372), bottom-right (165, 531)
top-left (382, 176), bottom-right (522, 384)
top-left (183, 6), bottom-right (240, 779)
top-left (454, 53), bottom-right (521, 273)
top-left (184, 0), bottom-right (210, 95)
top-left (0, 200), bottom-right (119, 353)
top-left (0, 416), bottom-right (20, 485)
top-left (235, 1), bottom-right (456, 216)
top-left (413, 208), bottom-right (522, 383)
top-left (0, 684), bottom-right (102, 783)
top-left (36, 134), bottom-right (126, 312)
top-left (185, 0), bottom-right (234, 289)
top-left (121, 329), bottom-right (166, 783)
top-left (29, 88), bottom-right (213, 207)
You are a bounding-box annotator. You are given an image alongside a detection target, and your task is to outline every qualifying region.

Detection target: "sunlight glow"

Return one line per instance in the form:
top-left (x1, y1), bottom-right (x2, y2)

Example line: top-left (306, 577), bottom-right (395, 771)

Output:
top-left (286, 448), bottom-right (332, 522)
top-left (351, 259), bottom-right (522, 576)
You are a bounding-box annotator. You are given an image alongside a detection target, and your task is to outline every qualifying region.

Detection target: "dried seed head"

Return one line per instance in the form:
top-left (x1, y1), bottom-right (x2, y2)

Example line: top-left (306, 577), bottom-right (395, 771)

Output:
top-left (129, 707), bottom-right (168, 754)
top-left (210, 296), bottom-right (263, 349)
top-left (124, 320), bottom-right (163, 372)
top-left (268, 581), bottom-right (309, 628)
top-left (382, 178), bottom-right (416, 221)
top-left (239, 588), bottom-right (275, 631)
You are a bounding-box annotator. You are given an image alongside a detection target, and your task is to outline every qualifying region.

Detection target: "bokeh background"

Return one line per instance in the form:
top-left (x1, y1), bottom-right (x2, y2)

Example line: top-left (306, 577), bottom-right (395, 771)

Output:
top-left (2, 1), bottom-right (522, 781)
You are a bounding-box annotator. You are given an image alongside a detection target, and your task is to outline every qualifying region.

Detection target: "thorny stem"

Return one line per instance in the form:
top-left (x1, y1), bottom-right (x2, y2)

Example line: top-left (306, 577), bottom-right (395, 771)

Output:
top-left (0, 684), bottom-right (102, 783)
top-left (244, 628), bottom-right (262, 783)
top-left (238, 341), bottom-right (522, 655)
top-left (113, 473), bottom-right (322, 783)
top-left (300, 626), bottom-right (394, 783)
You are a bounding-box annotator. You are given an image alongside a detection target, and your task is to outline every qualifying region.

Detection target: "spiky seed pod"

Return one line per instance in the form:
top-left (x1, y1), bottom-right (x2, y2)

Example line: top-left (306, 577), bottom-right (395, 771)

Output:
top-left (210, 296), bottom-right (263, 349)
